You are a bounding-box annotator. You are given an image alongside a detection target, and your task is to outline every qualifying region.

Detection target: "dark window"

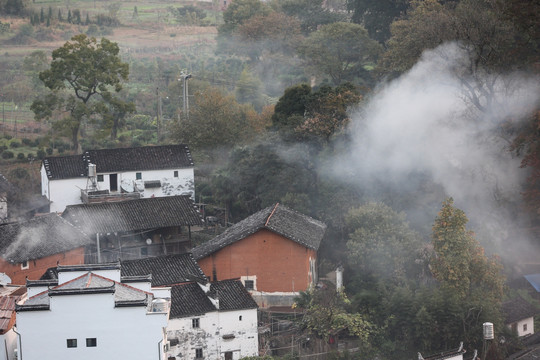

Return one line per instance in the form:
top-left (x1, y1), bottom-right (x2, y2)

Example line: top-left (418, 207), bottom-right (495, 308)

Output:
top-left (67, 339), bottom-right (77, 348)
top-left (21, 261), bottom-right (29, 270)
top-left (195, 348), bottom-right (203, 359)
top-left (239, 315), bottom-right (242, 321)
top-left (524, 323), bottom-right (528, 332)
top-left (97, 174), bottom-right (104, 182)
top-left (244, 280), bottom-right (254, 290)
top-left (225, 351), bottom-right (233, 360)
top-left (192, 318), bottom-right (200, 328)
top-left (86, 338), bottom-right (97, 347)
top-left (174, 170), bottom-right (178, 177)
top-left (136, 172), bottom-right (142, 180)
top-left (140, 247), bottom-right (148, 256)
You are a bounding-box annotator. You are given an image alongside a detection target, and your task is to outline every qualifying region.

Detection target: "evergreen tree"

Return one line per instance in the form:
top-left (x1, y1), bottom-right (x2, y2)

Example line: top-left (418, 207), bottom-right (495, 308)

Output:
top-left (85, 13), bottom-right (90, 25)
top-left (46, 16), bottom-right (50, 26)
top-left (67, 9), bottom-right (72, 23)
top-left (40, 7), bottom-right (44, 23)
top-left (58, 9), bottom-right (63, 21)
top-left (48, 6), bottom-right (52, 19)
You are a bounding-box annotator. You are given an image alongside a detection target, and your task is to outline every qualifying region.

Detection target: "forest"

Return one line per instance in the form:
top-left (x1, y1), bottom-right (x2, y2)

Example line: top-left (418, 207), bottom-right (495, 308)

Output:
top-left (0, 0), bottom-right (539, 358)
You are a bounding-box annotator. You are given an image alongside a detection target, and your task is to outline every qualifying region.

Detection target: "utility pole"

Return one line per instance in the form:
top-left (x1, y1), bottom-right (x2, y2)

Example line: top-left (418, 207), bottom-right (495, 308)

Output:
top-left (179, 73), bottom-right (192, 119)
top-left (156, 87), bottom-right (162, 141)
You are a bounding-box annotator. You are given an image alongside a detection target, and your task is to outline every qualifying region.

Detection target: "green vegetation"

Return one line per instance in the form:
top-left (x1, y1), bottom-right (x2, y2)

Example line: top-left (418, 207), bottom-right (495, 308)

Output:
top-left (1, 0), bottom-right (539, 358)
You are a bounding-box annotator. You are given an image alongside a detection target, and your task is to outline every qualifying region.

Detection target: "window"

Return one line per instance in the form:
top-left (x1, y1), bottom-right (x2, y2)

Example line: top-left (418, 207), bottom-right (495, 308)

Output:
top-left (225, 351), bottom-right (233, 360)
top-left (524, 323), bottom-right (528, 332)
top-left (136, 172), bottom-right (142, 180)
top-left (174, 171), bottom-right (178, 177)
top-left (192, 318), bottom-right (200, 328)
top-left (195, 348), bottom-right (203, 359)
top-left (239, 315), bottom-right (242, 321)
top-left (97, 174), bottom-right (104, 182)
top-left (86, 338), bottom-right (97, 347)
top-left (244, 280), bottom-right (254, 290)
top-left (20, 261), bottom-right (29, 270)
top-left (66, 339), bottom-right (77, 348)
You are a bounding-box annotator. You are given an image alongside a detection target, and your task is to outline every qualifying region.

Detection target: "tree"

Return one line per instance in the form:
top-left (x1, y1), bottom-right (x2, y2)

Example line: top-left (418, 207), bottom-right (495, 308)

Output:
top-left (218, 0), bottom-right (271, 35)
top-left (295, 287), bottom-right (372, 345)
top-left (31, 35), bottom-right (130, 151)
top-left (345, 202), bottom-right (423, 282)
top-left (235, 68), bottom-right (264, 111)
top-left (297, 22), bottom-right (382, 85)
top-left (430, 198), bottom-right (505, 300)
top-left (170, 87), bottom-right (263, 156)
top-left (380, 0), bottom-right (538, 113)
top-left (347, 0), bottom-right (410, 43)
top-left (278, 0), bottom-right (347, 34)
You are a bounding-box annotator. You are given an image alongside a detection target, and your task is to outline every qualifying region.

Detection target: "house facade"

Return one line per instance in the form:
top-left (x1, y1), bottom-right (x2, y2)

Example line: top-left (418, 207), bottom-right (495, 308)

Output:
top-left (167, 279), bottom-right (258, 360)
top-left (41, 145), bottom-right (195, 213)
top-left (16, 263), bottom-right (169, 360)
top-left (502, 296), bottom-right (538, 337)
top-left (193, 203), bottom-right (326, 307)
top-left (0, 213), bottom-right (91, 284)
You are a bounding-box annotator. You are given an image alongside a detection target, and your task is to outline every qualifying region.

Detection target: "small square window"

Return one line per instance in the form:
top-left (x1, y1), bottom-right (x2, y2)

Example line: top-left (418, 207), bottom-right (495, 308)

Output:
top-left (192, 318), bottom-right (200, 328)
top-left (244, 280), bottom-right (254, 290)
top-left (21, 261), bottom-right (29, 270)
top-left (174, 171), bottom-right (178, 177)
top-left (66, 339), bottom-right (77, 348)
top-left (86, 338), bottom-right (97, 347)
top-left (195, 348), bottom-right (203, 359)
top-left (136, 172), bottom-right (142, 180)
top-left (97, 174), bottom-right (104, 182)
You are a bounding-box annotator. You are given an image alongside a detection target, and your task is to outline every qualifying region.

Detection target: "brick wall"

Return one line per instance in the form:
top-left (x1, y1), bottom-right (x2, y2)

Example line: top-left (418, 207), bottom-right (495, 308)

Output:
top-left (197, 229), bottom-right (317, 293)
top-left (0, 247), bottom-right (86, 284)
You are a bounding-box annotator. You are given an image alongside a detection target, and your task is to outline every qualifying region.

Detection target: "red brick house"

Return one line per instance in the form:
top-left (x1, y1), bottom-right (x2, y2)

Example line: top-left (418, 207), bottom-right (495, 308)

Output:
top-left (192, 203), bottom-right (327, 307)
top-left (0, 213), bottom-right (92, 284)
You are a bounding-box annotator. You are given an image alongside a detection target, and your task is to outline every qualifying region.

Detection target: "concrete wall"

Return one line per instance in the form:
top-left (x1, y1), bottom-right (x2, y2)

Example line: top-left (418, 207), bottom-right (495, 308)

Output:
top-left (509, 317), bottom-right (534, 337)
top-left (197, 229), bottom-right (317, 293)
top-left (43, 167), bottom-right (195, 213)
top-left (166, 308), bottom-right (258, 360)
top-left (16, 292), bottom-right (168, 360)
top-left (0, 248), bottom-right (86, 285)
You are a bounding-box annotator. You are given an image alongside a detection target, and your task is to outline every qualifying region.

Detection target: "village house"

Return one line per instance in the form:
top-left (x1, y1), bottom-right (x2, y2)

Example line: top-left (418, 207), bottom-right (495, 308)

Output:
top-left (16, 263), bottom-right (170, 360)
top-left (0, 276), bottom-right (25, 360)
top-left (167, 279), bottom-right (259, 360)
top-left (192, 203), bottom-right (327, 308)
top-left (418, 342), bottom-right (473, 360)
top-left (502, 296), bottom-right (538, 337)
top-left (0, 213), bottom-right (92, 284)
top-left (61, 195), bottom-right (203, 263)
top-left (41, 144), bottom-right (195, 213)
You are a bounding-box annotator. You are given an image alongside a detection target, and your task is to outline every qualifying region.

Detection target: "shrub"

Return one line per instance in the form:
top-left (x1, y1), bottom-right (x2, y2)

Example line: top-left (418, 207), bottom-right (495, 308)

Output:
top-left (21, 138), bottom-right (32, 146)
top-left (17, 152), bottom-right (25, 160)
top-left (9, 140), bottom-right (21, 148)
top-left (36, 148), bottom-right (46, 159)
top-left (46, 147), bottom-right (53, 155)
top-left (2, 151), bottom-right (14, 159)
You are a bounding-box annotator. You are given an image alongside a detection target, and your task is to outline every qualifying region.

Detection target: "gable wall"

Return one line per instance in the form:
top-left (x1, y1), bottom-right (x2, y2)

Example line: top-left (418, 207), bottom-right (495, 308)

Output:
top-left (0, 247), bottom-right (86, 285)
top-left (197, 229), bottom-right (317, 293)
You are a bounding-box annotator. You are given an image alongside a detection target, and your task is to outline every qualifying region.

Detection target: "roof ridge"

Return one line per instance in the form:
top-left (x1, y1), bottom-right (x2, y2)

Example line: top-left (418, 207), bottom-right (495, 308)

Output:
top-left (265, 203), bottom-right (279, 226)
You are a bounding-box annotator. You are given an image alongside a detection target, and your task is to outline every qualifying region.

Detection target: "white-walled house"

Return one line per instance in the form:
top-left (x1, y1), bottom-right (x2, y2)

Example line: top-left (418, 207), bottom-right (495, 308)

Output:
top-left (502, 296), bottom-right (538, 337)
top-left (167, 279), bottom-right (259, 360)
top-left (41, 145), bottom-right (195, 213)
top-left (16, 263), bottom-right (170, 360)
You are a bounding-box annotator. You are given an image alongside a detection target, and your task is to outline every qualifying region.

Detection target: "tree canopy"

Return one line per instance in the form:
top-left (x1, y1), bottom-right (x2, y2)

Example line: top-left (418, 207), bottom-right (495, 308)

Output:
top-left (31, 34), bottom-right (131, 151)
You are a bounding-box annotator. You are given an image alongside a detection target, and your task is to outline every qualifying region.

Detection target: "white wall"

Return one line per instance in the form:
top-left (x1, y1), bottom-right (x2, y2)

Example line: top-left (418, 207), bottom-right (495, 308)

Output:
top-left (44, 167), bottom-right (195, 213)
top-left (0, 329), bottom-right (18, 360)
top-left (166, 308), bottom-right (258, 360)
top-left (509, 317), bottom-right (534, 337)
top-left (16, 292), bottom-right (168, 360)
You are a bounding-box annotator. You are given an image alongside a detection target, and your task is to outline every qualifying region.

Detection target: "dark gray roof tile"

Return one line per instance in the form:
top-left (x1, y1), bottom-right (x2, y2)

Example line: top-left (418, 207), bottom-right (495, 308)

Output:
top-left (0, 213), bottom-right (92, 263)
top-left (43, 145), bottom-right (194, 180)
top-left (192, 203), bottom-right (326, 260)
top-left (62, 195), bottom-right (203, 234)
top-left (503, 296), bottom-right (539, 324)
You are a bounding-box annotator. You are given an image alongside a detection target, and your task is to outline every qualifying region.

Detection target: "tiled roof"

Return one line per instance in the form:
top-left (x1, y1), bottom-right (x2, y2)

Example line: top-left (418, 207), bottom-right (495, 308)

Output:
top-left (0, 213), bottom-right (92, 263)
top-left (42, 145), bottom-right (194, 180)
top-left (207, 279), bottom-right (258, 311)
top-left (18, 272), bottom-right (150, 311)
top-left (503, 296), bottom-right (539, 324)
top-left (121, 254), bottom-right (206, 287)
top-left (192, 203), bottom-right (326, 260)
top-left (169, 279), bottom-right (257, 319)
top-left (62, 195), bottom-right (203, 234)
top-left (0, 295), bottom-right (20, 334)
top-left (170, 282), bottom-right (216, 318)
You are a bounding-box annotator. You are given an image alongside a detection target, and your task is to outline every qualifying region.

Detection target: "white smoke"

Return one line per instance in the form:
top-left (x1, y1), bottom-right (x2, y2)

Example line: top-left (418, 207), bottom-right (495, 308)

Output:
top-left (329, 43), bottom-right (540, 257)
